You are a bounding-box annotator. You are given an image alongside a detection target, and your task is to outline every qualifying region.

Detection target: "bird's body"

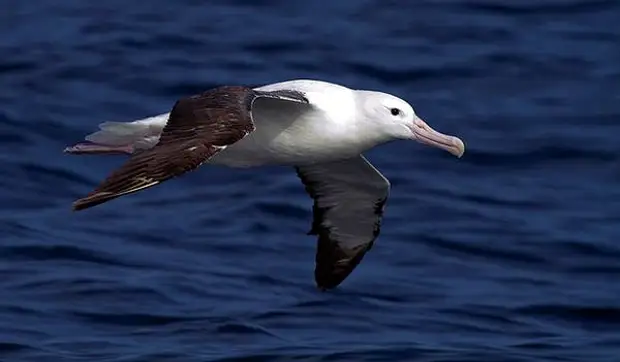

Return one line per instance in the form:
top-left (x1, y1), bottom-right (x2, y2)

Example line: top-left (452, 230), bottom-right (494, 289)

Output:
top-left (73, 80), bottom-right (391, 167)
top-left (211, 80), bottom-right (363, 167)
top-left (65, 79), bottom-right (465, 290)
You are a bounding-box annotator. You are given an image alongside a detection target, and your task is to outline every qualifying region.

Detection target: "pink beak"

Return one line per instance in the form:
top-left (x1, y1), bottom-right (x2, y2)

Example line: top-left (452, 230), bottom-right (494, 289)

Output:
top-left (409, 117), bottom-right (465, 157)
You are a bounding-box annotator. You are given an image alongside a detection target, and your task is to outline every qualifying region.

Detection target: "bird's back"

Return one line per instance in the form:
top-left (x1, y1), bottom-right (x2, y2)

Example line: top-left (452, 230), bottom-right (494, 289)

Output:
top-left (210, 80), bottom-right (365, 167)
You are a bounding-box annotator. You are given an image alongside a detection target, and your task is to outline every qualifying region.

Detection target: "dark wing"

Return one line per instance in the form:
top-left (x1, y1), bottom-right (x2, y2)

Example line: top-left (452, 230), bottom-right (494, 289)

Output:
top-left (72, 86), bottom-right (308, 211)
top-left (295, 156), bottom-right (391, 290)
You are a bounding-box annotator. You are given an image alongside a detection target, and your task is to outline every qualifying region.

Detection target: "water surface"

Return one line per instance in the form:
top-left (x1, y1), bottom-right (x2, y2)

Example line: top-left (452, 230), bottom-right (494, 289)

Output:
top-left (1, 1), bottom-right (619, 361)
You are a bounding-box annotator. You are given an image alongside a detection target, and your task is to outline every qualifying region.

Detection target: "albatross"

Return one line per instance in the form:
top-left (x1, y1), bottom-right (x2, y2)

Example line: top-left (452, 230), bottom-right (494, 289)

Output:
top-left (64, 79), bottom-right (465, 290)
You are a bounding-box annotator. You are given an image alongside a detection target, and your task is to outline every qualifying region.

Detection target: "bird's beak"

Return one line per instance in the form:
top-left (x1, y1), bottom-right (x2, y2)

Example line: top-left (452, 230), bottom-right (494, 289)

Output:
top-left (409, 117), bottom-right (465, 158)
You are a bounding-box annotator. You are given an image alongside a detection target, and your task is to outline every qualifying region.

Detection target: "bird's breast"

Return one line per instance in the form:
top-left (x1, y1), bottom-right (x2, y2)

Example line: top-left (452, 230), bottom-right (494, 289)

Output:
top-left (210, 113), bottom-right (370, 167)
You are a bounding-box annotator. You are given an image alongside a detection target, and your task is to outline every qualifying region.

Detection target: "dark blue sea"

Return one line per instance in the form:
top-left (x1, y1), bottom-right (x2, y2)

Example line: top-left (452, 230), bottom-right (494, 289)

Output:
top-left (1, 1), bottom-right (619, 361)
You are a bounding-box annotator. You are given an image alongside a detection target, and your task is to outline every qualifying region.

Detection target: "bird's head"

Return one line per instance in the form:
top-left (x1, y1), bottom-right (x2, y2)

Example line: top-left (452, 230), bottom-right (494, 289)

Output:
top-left (361, 91), bottom-right (465, 158)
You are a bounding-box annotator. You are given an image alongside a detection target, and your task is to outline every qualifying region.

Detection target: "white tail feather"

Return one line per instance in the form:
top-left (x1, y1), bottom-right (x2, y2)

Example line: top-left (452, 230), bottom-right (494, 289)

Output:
top-left (65, 113), bottom-right (169, 155)
top-left (86, 121), bottom-right (145, 146)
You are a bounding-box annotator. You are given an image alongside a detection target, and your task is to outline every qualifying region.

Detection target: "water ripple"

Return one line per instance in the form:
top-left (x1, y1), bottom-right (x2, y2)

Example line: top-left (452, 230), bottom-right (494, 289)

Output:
top-left (1, 0), bottom-right (619, 360)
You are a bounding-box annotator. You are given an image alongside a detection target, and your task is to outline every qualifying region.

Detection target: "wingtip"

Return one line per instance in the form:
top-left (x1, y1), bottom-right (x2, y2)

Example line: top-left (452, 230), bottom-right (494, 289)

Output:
top-left (71, 199), bottom-right (88, 211)
top-left (315, 284), bottom-right (330, 292)
top-left (71, 198), bottom-right (94, 212)
top-left (315, 276), bottom-right (341, 291)
top-left (70, 180), bottom-right (160, 212)
top-left (71, 192), bottom-right (116, 211)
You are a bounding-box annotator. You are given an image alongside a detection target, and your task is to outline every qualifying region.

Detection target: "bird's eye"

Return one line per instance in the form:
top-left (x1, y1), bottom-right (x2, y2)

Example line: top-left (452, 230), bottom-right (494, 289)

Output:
top-left (390, 108), bottom-right (401, 116)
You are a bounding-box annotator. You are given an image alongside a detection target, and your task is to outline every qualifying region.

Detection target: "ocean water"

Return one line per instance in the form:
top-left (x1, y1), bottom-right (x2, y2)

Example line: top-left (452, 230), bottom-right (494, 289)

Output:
top-left (1, 0), bottom-right (619, 361)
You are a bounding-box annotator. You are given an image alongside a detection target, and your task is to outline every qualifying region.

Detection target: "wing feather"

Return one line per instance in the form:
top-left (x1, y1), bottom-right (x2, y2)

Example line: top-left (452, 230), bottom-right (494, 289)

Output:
top-left (72, 86), bottom-right (309, 211)
top-left (295, 155), bottom-right (390, 289)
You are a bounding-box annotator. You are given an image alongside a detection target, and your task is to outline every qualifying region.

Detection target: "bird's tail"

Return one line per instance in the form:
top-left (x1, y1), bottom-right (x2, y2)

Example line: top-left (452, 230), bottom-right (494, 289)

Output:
top-left (64, 115), bottom-right (168, 155)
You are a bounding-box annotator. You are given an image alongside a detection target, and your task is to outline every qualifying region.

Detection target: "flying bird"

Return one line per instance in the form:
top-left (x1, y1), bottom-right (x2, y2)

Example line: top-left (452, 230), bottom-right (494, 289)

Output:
top-left (65, 79), bottom-right (465, 290)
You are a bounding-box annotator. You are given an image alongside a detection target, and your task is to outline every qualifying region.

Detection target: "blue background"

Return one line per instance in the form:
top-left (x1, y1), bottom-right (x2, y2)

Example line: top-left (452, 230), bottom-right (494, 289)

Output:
top-left (1, 1), bottom-right (619, 361)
